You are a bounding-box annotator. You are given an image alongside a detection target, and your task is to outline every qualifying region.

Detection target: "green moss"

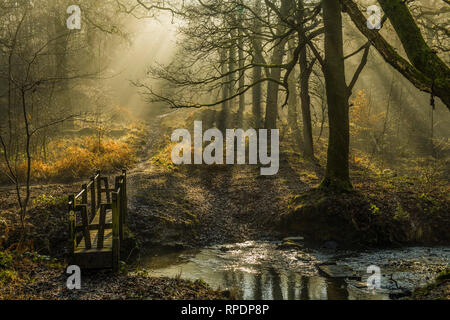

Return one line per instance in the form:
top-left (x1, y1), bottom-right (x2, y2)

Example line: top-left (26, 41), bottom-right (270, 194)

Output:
top-left (436, 269), bottom-right (450, 283)
top-left (194, 279), bottom-right (209, 289)
top-left (32, 194), bottom-right (68, 208)
top-left (394, 202), bottom-right (410, 221)
top-left (413, 283), bottom-right (436, 297)
top-left (378, 0), bottom-right (450, 80)
top-left (411, 269), bottom-right (449, 300)
top-left (0, 251), bottom-right (13, 269)
top-left (183, 209), bottom-right (199, 224)
top-left (319, 177), bottom-right (353, 193)
top-left (119, 261), bottom-right (128, 275)
top-left (370, 204), bottom-right (380, 215)
top-left (0, 269), bottom-right (18, 285)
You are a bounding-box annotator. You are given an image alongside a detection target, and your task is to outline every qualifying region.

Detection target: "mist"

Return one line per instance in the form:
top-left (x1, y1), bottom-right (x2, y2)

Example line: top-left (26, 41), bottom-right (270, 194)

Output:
top-left (0, 0), bottom-right (449, 302)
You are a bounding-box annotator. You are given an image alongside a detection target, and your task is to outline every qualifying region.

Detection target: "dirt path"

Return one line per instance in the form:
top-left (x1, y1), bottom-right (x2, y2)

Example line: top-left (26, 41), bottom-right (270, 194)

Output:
top-left (1, 112), bottom-right (304, 252)
top-left (125, 115), bottom-right (312, 249)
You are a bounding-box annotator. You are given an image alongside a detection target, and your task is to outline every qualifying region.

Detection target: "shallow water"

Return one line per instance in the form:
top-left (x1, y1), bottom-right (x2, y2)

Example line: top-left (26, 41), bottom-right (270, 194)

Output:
top-left (138, 241), bottom-right (449, 300)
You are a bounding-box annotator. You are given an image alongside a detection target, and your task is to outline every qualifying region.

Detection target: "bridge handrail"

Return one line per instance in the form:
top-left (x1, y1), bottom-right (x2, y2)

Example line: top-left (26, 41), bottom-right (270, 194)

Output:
top-left (68, 169), bottom-right (128, 272)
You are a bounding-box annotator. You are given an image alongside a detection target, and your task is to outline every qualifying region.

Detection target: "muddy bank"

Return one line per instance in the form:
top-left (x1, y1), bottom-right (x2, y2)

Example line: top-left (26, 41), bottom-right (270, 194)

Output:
top-left (410, 270), bottom-right (450, 300)
top-left (0, 250), bottom-right (226, 300)
top-left (0, 183), bottom-right (80, 256)
top-left (277, 188), bottom-right (450, 248)
top-left (124, 110), bottom-right (449, 250)
top-left (127, 159), bottom-right (449, 250)
top-left (127, 164), bottom-right (288, 249)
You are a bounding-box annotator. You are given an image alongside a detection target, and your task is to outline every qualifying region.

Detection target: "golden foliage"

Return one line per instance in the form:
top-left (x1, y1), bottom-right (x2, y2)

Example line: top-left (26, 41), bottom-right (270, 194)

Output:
top-left (1, 136), bottom-right (136, 182)
top-left (350, 90), bottom-right (385, 136)
top-left (151, 138), bottom-right (179, 171)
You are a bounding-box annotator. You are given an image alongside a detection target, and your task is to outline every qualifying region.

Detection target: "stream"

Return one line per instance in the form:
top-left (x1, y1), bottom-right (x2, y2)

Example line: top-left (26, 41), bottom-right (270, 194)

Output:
top-left (137, 241), bottom-right (449, 300)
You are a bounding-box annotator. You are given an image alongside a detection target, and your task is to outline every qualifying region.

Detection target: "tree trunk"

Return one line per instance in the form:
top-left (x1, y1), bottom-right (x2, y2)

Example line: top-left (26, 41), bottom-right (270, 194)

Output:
top-left (378, 0), bottom-right (450, 88)
top-left (237, 17), bottom-right (246, 126)
top-left (218, 47), bottom-right (229, 132)
top-left (341, 0), bottom-right (450, 109)
top-left (297, 2), bottom-right (315, 159)
top-left (287, 40), bottom-right (304, 151)
top-left (264, 0), bottom-right (291, 130)
top-left (20, 89), bottom-right (32, 232)
top-left (228, 30), bottom-right (237, 112)
top-left (252, 0), bottom-right (263, 129)
top-left (321, 0), bottom-right (352, 191)
top-left (299, 53), bottom-right (314, 159)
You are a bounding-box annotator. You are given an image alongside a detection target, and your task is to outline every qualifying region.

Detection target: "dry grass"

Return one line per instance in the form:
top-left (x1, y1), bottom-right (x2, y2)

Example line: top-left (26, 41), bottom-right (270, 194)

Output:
top-left (1, 135), bottom-right (137, 184)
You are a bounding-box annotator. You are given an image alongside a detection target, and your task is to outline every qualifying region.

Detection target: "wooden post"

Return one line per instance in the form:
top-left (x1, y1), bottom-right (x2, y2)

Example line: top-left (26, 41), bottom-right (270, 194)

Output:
top-left (122, 169), bottom-right (128, 227)
top-left (80, 205), bottom-right (91, 249)
top-left (68, 195), bottom-right (76, 255)
top-left (112, 192), bottom-right (120, 273)
top-left (117, 181), bottom-right (124, 241)
top-left (114, 176), bottom-right (120, 193)
top-left (96, 170), bottom-right (102, 208)
top-left (114, 175), bottom-right (124, 239)
top-left (82, 184), bottom-right (88, 205)
top-left (104, 178), bottom-right (111, 203)
top-left (90, 176), bottom-right (96, 220)
top-left (97, 204), bottom-right (107, 250)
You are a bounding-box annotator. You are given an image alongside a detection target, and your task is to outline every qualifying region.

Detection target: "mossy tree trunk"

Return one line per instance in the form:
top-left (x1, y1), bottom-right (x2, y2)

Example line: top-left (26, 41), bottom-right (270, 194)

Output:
top-left (321, 0), bottom-right (352, 191)
top-left (378, 0), bottom-right (450, 100)
top-left (341, 0), bottom-right (450, 110)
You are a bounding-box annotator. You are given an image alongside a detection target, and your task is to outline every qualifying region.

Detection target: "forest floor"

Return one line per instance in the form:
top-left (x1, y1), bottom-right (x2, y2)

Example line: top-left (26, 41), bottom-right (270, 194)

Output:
top-left (409, 269), bottom-right (450, 300)
top-left (0, 250), bottom-right (226, 300)
top-left (126, 109), bottom-right (449, 250)
top-left (0, 108), bottom-right (449, 300)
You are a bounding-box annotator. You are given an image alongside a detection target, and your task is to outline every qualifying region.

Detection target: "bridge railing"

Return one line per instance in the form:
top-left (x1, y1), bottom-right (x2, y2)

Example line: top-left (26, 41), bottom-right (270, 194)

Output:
top-left (68, 169), bottom-right (128, 272)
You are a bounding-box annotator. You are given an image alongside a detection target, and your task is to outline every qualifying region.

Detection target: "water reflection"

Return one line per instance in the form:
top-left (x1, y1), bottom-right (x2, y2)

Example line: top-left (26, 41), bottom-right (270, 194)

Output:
top-left (140, 242), bottom-right (349, 300)
top-left (138, 242), bottom-right (448, 300)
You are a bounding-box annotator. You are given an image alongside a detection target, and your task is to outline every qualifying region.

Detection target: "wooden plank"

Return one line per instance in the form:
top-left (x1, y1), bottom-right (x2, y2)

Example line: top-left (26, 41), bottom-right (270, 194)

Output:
top-left (75, 229), bottom-right (113, 251)
top-left (72, 251), bottom-right (113, 269)
top-left (75, 209), bottom-right (113, 250)
top-left (79, 205), bottom-right (91, 249)
top-left (103, 176), bottom-right (111, 203)
top-left (75, 223), bottom-right (112, 232)
top-left (91, 208), bottom-right (112, 225)
top-left (97, 205), bottom-right (107, 249)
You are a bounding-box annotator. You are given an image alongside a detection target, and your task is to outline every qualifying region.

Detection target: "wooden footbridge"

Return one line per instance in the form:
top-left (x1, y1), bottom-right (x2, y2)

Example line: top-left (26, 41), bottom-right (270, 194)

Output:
top-left (68, 170), bottom-right (128, 272)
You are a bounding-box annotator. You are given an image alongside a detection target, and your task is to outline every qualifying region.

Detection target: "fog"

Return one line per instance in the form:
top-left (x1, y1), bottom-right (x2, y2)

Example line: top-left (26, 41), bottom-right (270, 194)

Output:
top-left (106, 15), bottom-right (178, 117)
